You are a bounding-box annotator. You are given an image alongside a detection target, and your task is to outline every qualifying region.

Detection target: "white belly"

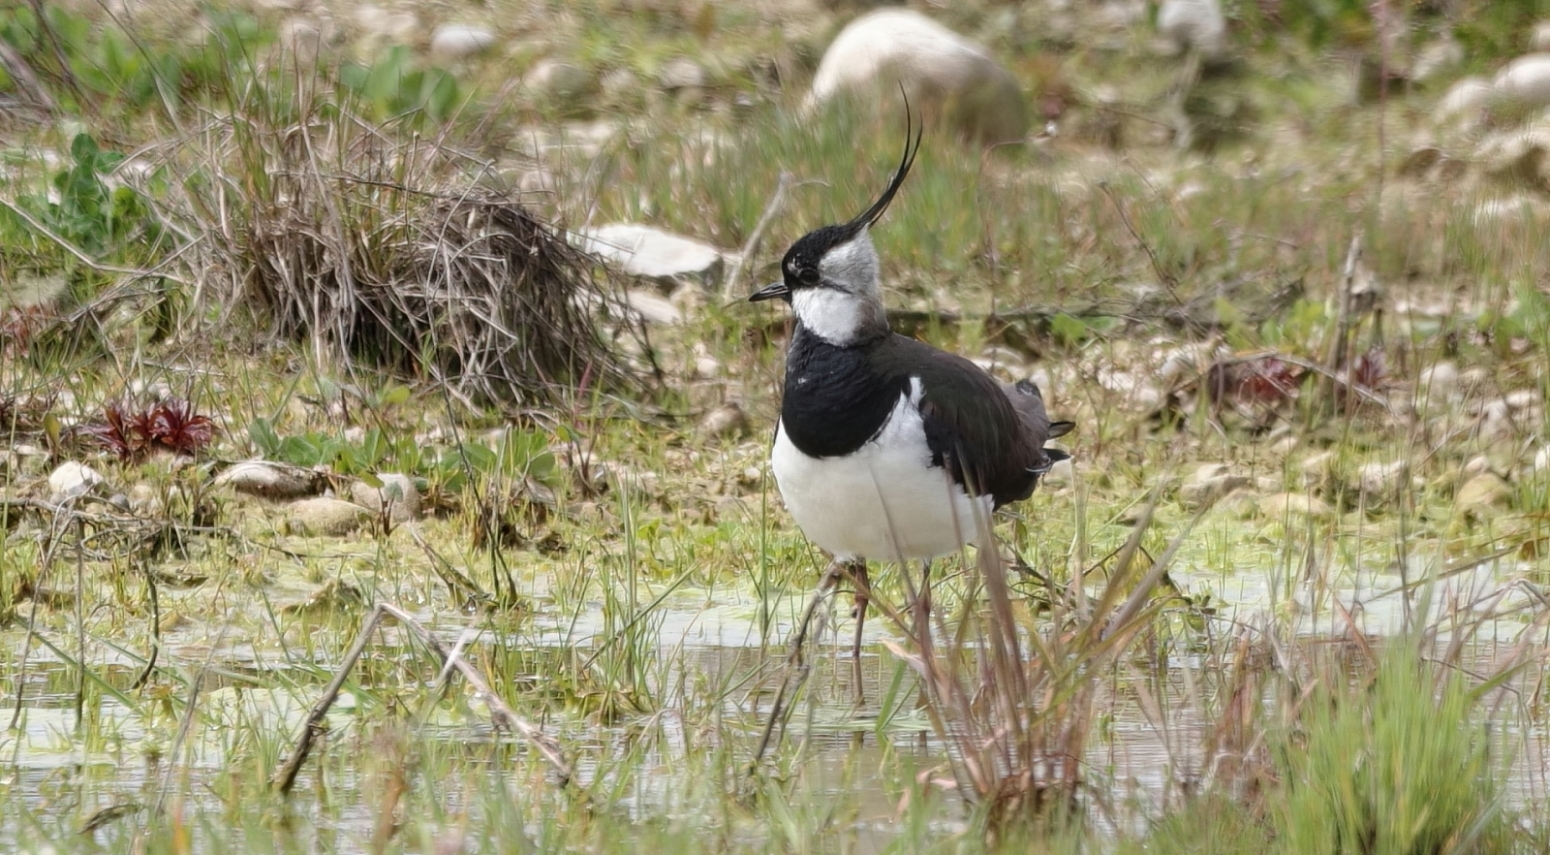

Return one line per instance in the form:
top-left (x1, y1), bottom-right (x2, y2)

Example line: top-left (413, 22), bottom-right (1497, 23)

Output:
top-left (770, 387), bottom-right (990, 562)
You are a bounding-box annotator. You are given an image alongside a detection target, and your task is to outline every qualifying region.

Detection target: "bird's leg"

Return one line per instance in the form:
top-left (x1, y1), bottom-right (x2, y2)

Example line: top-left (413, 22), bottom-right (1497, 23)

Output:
top-left (915, 559), bottom-right (933, 637)
top-left (749, 559), bottom-right (844, 774)
top-left (843, 559), bottom-right (870, 705)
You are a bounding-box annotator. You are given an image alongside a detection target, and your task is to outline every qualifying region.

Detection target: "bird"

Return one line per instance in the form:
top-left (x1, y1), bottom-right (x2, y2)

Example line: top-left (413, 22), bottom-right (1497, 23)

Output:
top-left (749, 118), bottom-right (1073, 695)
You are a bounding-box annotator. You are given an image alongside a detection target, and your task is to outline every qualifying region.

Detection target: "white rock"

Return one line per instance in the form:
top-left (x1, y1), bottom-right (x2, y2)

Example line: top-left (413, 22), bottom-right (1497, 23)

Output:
top-left (1259, 492), bottom-right (1333, 519)
top-left (286, 498), bottom-right (373, 537)
top-left (522, 59), bottom-right (592, 105)
top-left (430, 24), bottom-right (495, 62)
top-left (600, 67), bottom-right (642, 103)
top-left (1413, 38), bottom-right (1464, 82)
top-left (1179, 463), bottom-right (1250, 509)
top-left (1358, 460), bottom-right (1408, 496)
top-left (806, 8), bottom-right (1028, 144)
top-left (698, 403), bottom-right (750, 439)
top-left (48, 462), bottom-right (104, 502)
top-left (1157, 0), bottom-right (1227, 59)
top-left (1474, 122), bottom-right (1550, 187)
top-left (581, 223), bottom-right (728, 287)
top-left (1506, 389), bottom-right (1539, 410)
top-left (658, 56), bottom-right (706, 91)
top-left (214, 461), bottom-right (324, 500)
top-left (354, 5), bottom-right (418, 42)
top-left (348, 473), bottom-right (422, 523)
top-left (1495, 54), bottom-right (1550, 106)
top-left (279, 17), bottom-right (328, 64)
top-left (1433, 76), bottom-right (1497, 125)
top-left (1533, 445), bottom-right (1550, 471)
top-left (1533, 21), bottom-right (1550, 54)
top-left (1472, 195), bottom-right (1550, 224)
top-left (1417, 361), bottom-right (1458, 409)
top-left (625, 290), bottom-right (682, 325)
top-left (1456, 472), bottom-right (1510, 511)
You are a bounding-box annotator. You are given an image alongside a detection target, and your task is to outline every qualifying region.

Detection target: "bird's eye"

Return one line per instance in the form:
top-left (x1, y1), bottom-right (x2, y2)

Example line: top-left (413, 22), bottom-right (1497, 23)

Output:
top-left (798, 266), bottom-right (819, 284)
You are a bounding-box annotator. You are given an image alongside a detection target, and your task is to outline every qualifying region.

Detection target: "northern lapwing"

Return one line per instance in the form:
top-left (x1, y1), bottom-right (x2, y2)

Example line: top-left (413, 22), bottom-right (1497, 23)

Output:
top-left (750, 121), bottom-right (1074, 694)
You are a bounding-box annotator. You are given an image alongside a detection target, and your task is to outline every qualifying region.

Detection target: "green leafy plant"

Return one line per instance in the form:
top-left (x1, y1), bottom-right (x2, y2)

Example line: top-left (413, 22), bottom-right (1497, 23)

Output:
top-left (338, 47), bottom-right (465, 124)
top-left (247, 419), bottom-right (555, 492)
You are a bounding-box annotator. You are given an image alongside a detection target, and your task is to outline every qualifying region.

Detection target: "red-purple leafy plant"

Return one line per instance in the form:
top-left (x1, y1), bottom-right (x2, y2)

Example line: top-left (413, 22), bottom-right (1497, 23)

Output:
top-left (86, 398), bottom-right (217, 460)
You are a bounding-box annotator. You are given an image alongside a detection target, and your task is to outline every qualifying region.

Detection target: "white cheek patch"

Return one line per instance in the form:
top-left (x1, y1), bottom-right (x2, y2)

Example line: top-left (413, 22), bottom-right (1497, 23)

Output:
top-left (817, 233), bottom-right (876, 287)
top-left (792, 288), bottom-right (870, 345)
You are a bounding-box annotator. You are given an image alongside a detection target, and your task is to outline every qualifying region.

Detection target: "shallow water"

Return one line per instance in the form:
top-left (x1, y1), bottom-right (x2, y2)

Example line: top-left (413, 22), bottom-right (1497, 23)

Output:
top-left (3, 563), bottom-right (1547, 851)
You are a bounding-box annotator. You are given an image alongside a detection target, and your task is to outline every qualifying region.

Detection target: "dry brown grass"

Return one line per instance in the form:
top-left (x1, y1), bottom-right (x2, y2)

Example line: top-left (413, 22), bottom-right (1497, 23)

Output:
top-left (144, 90), bottom-right (656, 409)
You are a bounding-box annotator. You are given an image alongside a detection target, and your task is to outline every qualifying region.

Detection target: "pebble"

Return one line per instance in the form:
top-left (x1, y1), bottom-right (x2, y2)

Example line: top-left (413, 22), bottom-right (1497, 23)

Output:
top-left (1494, 54), bottom-right (1550, 107)
top-left (522, 59), bottom-right (593, 106)
top-left (213, 461), bottom-right (325, 500)
top-left (806, 8), bottom-right (1028, 144)
top-left (658, 56), bottom-right (707, 91)
top-left (1455, 472), bottom-right (1510, 512)
top-left (1433, 76), bottom-right (1497, 129)
top-left (48, 462), bottom-right (105, 502)
top-left (699, 403), bottom-right (750, 440)
top-left (581, 223), bottom-right (728, 288)
top-left (1157, 0), bottom-right (1227, 59)
top-left (285, 498), bottom-right (373, 537)
top-left (347, 473), bottom-right (422, 523)
top-left (430, 24), bottom-right (496, 62)
top-left (1259, 492), bottom-right (1334, 519)
top-left (1178, 463), bottom-right (1250, 509)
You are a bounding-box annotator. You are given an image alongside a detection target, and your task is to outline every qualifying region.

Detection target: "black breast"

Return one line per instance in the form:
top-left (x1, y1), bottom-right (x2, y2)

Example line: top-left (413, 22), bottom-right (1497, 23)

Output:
top-left (779, 326), bottom-right (910, 458)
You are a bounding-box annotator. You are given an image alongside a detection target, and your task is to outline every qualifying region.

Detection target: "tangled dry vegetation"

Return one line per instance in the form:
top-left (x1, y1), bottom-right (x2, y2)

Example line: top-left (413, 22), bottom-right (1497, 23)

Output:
top-left (109, 92), bottom-right (658, 409)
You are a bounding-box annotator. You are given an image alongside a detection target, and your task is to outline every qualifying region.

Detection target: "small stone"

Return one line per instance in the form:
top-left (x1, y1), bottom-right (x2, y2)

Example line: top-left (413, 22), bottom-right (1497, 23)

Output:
top-left (1413, 38), bottom-right (1464, 83)
top-left (348, 473), bottom-right (422, 523)
top-left (1433, 77), bottom-right (1496, 126)
top-left (1462, 455), bottom-right (1492, 479)
top-left (600, 67), bottom-right (642, 104)
top-left (581, 223), bottom-right (728, 288)
top-left (1179, 463), bottom-right (1250, 509)
top-left (48, 462), bottom-right (105, 502)
top-left (1358, 460), bottom-right (1409, 497)
top-left (128, 483), bottom-right (163, 516)
top-left (1297, 451), bottom-right (1337, 489)
top-left (806, 8), bottom-right (1028, 144)
top-left (694, 355), bottom-right (723, 379)
top-left (1417, 361), bottom-right (1459, 410)
top-left (522, 59), bottom-right (593, 106)
top-left (1534, 21), bottom-right (1550, 54)
top-left (1506, 389), bottom-right (1539, 410)
top-left (699, 403), bottom-right (750, 439)
top-left (1494, 54), bottom-right (1550, 107)
top-left (286, 498), bottom-right (372, 536)
top-left (1535, 445), bottom-right (1550, 472)
top-left (430, 24), bottom-right (495, 62)
top-left (1455, 472), bottom-right (1510, 511)
top-left (625, 290), bottom-right (682, 325)
top-left (658, 56), bottom-right (706, 91)
top-left (1475, 123), bottom-right (1550, 189)
top-left (1044, 457), bottom-right (1074, 486)
top-left (1157, 0), bottom-right (1227, 59)
top-left (214, 461), bottom-right (325, 500)
top-left (355, 5), bottom-right (418, 42)
top-left (1268, 435), bottom-right (1299, 456)
top-left (279, 17), bottom-right (328, 64)
top-left (1259, 492), bottom-right (1333, 519)
top-left (518, 168), bottom-right (557, 195)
